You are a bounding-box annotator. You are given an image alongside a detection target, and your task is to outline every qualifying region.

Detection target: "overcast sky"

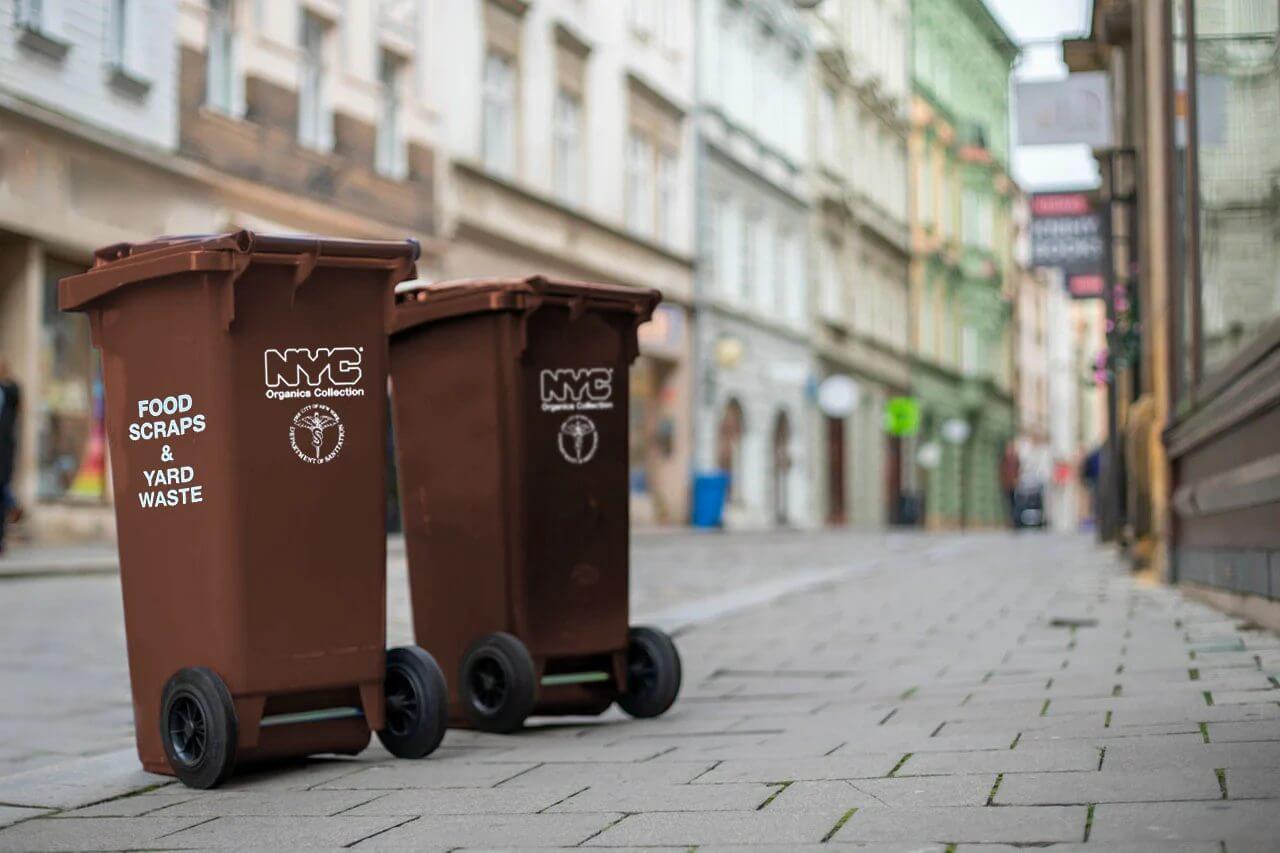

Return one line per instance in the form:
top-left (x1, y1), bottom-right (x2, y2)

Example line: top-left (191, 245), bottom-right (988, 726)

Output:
top-left (985, 0), bottom-right (1100, 191)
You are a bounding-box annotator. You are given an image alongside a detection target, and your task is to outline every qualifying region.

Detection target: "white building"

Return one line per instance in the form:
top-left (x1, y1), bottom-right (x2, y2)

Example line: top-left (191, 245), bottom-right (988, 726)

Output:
top-left (0, 0), bottom-right (447, 541)
top-left (0, 0), bottom-right (180, 539)
top-left (426, 0), bottom-right (698, 525)
top-left (693, 0), bottom-right (812, 528)
top-left (804, 0), bottom-right (912, 527)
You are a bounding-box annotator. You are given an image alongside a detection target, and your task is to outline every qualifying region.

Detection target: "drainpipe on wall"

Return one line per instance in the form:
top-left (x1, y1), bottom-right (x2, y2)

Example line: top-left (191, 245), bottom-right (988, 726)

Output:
top-left (689, 0), bottom-right (708, 482)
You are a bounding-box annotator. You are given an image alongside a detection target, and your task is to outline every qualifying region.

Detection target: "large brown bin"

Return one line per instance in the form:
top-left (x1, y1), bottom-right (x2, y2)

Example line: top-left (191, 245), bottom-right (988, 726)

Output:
top-left (59, 232), bottom-right (448, 787)
top-left (390, 276), bottom-right (682, 732)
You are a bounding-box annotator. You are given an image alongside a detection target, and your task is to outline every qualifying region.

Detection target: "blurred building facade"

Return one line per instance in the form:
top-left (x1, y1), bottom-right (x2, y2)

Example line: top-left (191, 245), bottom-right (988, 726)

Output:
top-left (908, 0), bottom-right (1018, 528)
top-left (805, 0), bottom-right (912, 529)
top-left (0, 0), bottom-right (1134, 544)
top-left (691, 0), bottom-right (812, 528)
top-left (0, 0), bottom-right (443, 540)
top-left (428, 0), bottom-right (696, 525)
top-left (1067, 0), bottom-right (1280, 619)
top-left (0, 0), bottom-right (180, 539)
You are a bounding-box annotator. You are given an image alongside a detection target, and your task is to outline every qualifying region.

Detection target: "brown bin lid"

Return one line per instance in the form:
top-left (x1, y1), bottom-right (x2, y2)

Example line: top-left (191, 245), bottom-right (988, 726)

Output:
top-left (392, 275), bottom-right (661, 335)
top-left (61, 230), bottom-right (420, 313)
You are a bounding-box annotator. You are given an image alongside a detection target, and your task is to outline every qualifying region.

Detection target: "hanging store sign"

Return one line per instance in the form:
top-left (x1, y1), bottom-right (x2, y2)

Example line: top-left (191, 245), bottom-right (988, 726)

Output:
top-left (1016, 72), bottom-right (1113, 147)
top-left (1030, 192), bottom-right (1107, 299)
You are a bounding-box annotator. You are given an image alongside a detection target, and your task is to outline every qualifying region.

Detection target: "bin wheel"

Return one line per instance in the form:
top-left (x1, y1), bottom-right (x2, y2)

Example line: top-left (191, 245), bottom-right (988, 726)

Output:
top-left (459, 632), bottom-right (537, 733)
top-left (618, 626), bottom-right (682, 719)
top-left (159, 667), bottom-right (238, 789)
top-left (377, 646), bottom-right (449, 759)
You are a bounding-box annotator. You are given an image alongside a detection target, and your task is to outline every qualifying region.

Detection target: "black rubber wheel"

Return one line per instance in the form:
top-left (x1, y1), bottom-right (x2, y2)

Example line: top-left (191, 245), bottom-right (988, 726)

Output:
top-left (376, 645), bottom-right (449, 759)
top-left (159, 667), bottom-right (238, 789)
top-left (459, 632), bottom-right (537, 733)
top-left (617, 626), bottom-right (682, 719)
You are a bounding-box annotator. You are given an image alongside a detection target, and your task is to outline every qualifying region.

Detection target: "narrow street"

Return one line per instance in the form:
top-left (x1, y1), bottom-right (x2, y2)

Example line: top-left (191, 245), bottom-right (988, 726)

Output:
top-left (1, 531), bottom-right (1277, 849)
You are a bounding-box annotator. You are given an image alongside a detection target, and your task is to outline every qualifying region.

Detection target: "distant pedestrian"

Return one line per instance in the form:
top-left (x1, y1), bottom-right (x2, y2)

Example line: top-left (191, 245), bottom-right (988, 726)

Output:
top-left (0, 357), bottom-right (20, 555)
top-left (999, 442), bottom-right (1020, 528)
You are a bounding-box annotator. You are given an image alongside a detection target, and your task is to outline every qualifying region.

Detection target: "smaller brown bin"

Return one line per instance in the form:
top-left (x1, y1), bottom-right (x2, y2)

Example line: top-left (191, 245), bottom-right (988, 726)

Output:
top-left (390, 276), bottom-right (682, 733)
top-left (59, 232), bottom-right (449, 787)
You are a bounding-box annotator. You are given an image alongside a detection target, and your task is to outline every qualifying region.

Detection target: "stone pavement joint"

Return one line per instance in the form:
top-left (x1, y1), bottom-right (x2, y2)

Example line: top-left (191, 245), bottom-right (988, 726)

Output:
top-left (1, 532), bottom-right (1279, 850)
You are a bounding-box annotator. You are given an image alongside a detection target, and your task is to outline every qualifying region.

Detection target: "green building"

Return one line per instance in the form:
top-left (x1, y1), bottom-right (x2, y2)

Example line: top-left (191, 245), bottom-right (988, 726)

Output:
top-left (907, 0), bottom-right (1019, 528)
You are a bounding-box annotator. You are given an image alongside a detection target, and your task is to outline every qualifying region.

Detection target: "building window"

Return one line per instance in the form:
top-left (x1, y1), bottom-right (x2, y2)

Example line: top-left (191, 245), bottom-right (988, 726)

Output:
top-left (655, 149), bottom-right (676, 244)
top-left (715, 195), bottom-right (743, 301)
top-left (298, 11), bottom-right (333, 151)
top-left (915, 154), bottom-right (934, 227)
top-left (741, 210), bottom-right (762, 303)
top-left (961, 188), bottom-right (992, 249)
top-left (552, 88), bottom-right (583, 205)
top-left (818, 83), bottom-right (837, 167)
top-left (1185, 0), bottom-right (1280, 377)
top-left (375, 51), bottom-right (407, 179)
top-left (482, 50), bottom-right (517, 176)
top-left (107, 0), bottom-right (148, 82)
top-left (625, 131), bottom-right (655, 237)
top-left (629, 0), bottom-right (654, 40)
top-left (38, 259), bottom-right (106, 504)
top-left (819, 236), bottom-right (842, 320)
top-left (206, 0), bottom-right (242, 116)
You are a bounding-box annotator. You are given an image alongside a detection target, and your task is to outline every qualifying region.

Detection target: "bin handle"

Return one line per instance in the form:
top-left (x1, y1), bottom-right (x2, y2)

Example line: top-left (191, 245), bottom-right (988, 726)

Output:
top-left (215, 252), bottom-right (253, 331)
top-left (288, 243), bottom-right (321, 307)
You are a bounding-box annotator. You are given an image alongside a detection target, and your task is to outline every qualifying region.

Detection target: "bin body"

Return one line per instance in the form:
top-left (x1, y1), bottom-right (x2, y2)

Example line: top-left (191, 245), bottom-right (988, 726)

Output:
top-left (60, 233), bottom-right (415, 773)
top-left (390, 277), bottom-right (658, 718)
top-left (691, 471), bottom-right (730, 528)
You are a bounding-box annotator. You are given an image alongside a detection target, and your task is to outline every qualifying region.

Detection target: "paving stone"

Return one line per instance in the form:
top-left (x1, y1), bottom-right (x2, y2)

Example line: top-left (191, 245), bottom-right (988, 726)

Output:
top-left (994, 769), bottom-right (1221, 804)
top-left (696, 840), bottom-right (947, 845)
top-left (1102, 741), bottom-right (1280, 772)
top-left (473, 742), bottom-right (675, 763)
top-left (57, 791), bottom-right (193, 817)
top-left (0, 805), bottom-right (49, 830)
top-left (1221, 767), bottom-right (1280, 799)
top-left (340, 785), bottom-right (581, 816)
top-left (497, 760), bottom-right (714, 789)
top-left (148, 815), bottom-right (417, 848)
top-left (1204, 720), bottom-right (1280, 742)
top-left (217, 756), bottom-right (384, 791)
top-left (313, 761), bottom-right (537, 790)
top-left (765, 775), bottom-right (994, 811)
top-left (0, 816), bottom-right (209, 852)
top-left (145, 789), bottom-right (388, 817)
top-left (586, 807), bottom-right (850, 846)
top-left (1091, 801), bottom-right (1280, 843)
top-left (896, 745), bottom-right (1100, 776)
top-left (693, 754), bottom-right (901, 784)
top-left (547, 781), bottom-right (773, 812)
top-left (952, 840), bottom-right (1218, 845)
top-left (355, 812), bottom-right (622, 850)
top-left (0, 749), bottom-right (167, 810)
top-left (830, 805), bottom-right (1087, 844)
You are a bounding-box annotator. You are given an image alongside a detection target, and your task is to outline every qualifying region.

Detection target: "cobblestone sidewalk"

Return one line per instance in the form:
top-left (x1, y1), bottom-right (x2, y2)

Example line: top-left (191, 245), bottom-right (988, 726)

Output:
top-left (1, 532), bottom-right (1278, 850)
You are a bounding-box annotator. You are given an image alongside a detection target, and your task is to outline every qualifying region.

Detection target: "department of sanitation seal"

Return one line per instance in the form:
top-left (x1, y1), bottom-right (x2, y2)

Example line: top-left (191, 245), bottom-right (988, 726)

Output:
top-left (558, 414), bottom-right (598, 465)
top-left (289, 404), bottom-right (345, 464)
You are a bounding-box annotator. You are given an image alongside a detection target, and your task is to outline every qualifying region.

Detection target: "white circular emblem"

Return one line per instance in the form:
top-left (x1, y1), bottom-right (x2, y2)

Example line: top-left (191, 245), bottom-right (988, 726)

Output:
top-left (558, 414), bottom-right (598, 465)
top-left (290, 404), bottom-right (345, 464)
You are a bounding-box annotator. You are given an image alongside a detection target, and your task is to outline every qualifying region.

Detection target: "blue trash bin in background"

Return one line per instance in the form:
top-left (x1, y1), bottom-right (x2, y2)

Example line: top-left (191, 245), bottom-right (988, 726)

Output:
top-left (691, 471), bottom-right (730, 528)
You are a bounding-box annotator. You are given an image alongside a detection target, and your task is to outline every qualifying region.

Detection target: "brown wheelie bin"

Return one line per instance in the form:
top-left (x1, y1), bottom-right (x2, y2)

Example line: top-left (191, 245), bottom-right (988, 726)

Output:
top-left (389, 276), bottom-right (682, 733)
top-left (59, 232), bottom-right (448, 788)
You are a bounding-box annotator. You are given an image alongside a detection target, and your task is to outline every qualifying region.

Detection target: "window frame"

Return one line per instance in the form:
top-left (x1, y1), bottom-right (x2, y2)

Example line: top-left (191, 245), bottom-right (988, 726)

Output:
top-left (297, 10), bottom-right (335, 153)
top-left (205, 0), bottom-right (243, 116)
top-left (481, 49), bottom-right (518, 177)
top-left (375, 50), bottom-right (408, 180)
top-left (1170, 0), bottom-right (1280, 410)
top-left (552, 87), bottom-right (584, 206)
